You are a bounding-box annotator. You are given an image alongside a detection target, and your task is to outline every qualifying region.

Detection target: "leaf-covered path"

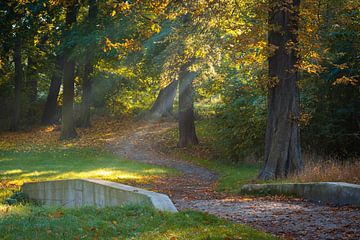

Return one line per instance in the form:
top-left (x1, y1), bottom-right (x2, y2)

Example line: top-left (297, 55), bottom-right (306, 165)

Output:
top-left (109, 121), bottom-right (360, 240)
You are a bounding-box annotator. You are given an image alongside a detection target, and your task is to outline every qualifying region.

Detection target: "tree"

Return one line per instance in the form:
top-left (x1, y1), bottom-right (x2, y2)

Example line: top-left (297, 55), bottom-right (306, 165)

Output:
top-left (78, 0), bottom-right (98, 128)
top-left (42, 57), bottom-right (63, 125)
top-left (61, 2), bottom-right (79, 139)
top-left (10, 36), bottom-right (22, 131)
top-left (147, 80), bottom-right (178, 119)
top-left (178, 60), bottom-right (199, 147)
top-left (258, 0), bottom-right (303, 180)
top-left (26, 53), bottom-right (38, 124)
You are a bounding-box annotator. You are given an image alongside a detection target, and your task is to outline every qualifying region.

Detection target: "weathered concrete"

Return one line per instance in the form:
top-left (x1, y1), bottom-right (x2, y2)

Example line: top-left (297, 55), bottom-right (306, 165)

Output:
top-left (21, 179), bottom-right (177, 212)
top-left (241, 182), bottom-right (360, 207)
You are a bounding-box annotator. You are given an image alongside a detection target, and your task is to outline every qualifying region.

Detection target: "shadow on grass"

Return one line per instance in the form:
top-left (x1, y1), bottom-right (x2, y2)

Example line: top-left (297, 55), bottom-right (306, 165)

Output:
top-left (0, 147), bottom-right (177, 201)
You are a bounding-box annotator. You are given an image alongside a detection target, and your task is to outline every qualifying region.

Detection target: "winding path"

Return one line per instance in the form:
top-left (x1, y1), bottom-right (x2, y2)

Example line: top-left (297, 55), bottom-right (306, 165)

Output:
top-left (109, 121), bottom-right (360, 240)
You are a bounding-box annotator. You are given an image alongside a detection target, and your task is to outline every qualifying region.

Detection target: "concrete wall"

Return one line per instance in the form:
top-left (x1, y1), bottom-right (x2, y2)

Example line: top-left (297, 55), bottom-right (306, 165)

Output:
top-left (241, 182), bottom-right (360, 207)
top-left (21, 179), bottom-right (177, 212)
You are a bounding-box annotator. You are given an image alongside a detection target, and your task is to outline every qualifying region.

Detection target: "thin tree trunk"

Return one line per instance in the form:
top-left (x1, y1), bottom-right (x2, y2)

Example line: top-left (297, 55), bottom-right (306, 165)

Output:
top-left (78, 0), bottom-right (97, 128)
top-left (148, 80), bottom-right (178, 119)
top-left (27, 56), bottom-right (38, 124)
top-left (60, 3), bottom-right (79, 139)
top-left (10, 36), bottom-right (22, 131)
top-left (79, 62), bottom-right (93, 128)
top-left (42, 58), bottom-right (63, 125)
top-left (27, 56), bottom-right (37, 105)
top-left (259, 0), bottom-right (303, 180)
top-left (178, 62), bottom-right (199, 147)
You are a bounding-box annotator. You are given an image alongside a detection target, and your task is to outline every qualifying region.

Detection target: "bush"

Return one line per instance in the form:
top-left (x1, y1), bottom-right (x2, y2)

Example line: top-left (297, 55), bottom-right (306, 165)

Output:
top-left (213, 79), bottom-right (266, 162)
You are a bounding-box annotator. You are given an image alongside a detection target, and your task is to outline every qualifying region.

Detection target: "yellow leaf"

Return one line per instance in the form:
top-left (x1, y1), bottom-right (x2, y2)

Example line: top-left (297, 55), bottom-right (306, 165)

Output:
top-left (151, 24), bottom-right (161, 33)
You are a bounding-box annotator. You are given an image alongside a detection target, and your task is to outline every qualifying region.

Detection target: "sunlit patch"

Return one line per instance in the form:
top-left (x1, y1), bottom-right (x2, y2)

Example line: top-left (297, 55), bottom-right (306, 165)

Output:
top-left (21, 171), bottom-right (58, 177)
top-left (2, 169), bottom-right (23, 175)
top-left (44, 126), bottom-right (55, 133)
top-left (142, 169), bottom-right (169, 174)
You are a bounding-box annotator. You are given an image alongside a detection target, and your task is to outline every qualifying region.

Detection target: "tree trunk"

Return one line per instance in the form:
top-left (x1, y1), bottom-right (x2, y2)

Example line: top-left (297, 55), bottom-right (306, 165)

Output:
top-left (60, 3), bottom-right (79, 139)
top-left (79, 62), bottom-right (93, 128)
top-left (78, 0), bottom-right (97, 128)
top-left (27, 56), bottom-right (37, 105)
top-left (178, 62), bottom-right (199, 147)
top-left (42, 58), bottom-right (63, 125)
top-left (26, 56), bottom-right (38, 124)
top-left (10, 36), bottom-right (22, 131)
top-left (258, 0), bottom-right (303, 180)
top-left (148, 80), bottom-right (178, 119)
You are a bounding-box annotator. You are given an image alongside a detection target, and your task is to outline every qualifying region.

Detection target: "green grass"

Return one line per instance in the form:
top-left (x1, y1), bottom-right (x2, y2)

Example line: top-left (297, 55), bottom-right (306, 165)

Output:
top-left (0, 204), bottom-right (276, 240)
top-left (174, 153), bottom-right (260, 194)
top-left (164, 119), bottom-right (261, 194)
top-left (0, 130), bottom-right (275, 239)
top-left (0, 147), bottom-right (177, 201)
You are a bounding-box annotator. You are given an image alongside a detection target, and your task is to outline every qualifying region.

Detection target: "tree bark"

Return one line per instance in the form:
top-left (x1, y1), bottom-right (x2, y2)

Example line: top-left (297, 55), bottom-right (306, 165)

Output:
top-left (10, 36), bottom-right (22, 131)
top-left (148, 80), bottom-right (178, 119)
top-left (27, 56), bottom-right (37, 105)
top-left (78, 0), bottom-right (97, 128)
top-left (60, 3), bottom-right (79, 139)
top-left (42, 57), bottom-right (63, 125)
top-left (26, 56), bottom-right (38, 124)
top-left (178, 62), bottom-right (199, 147)
top-left (258, 0), bottom-right (303, 180)
top-left (79, 62), bottom-right (93, 128)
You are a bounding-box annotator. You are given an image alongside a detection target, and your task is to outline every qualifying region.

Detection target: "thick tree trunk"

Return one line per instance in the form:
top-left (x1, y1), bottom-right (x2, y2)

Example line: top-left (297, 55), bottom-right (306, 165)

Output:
top-left (60, 3), bottom-right (79, 139)
top-left (42, 58), bottom-right (63, 125)
top-left (259, 0), bottom-right (303, 180)
top-left (148, 80), bottom-right (178, 119)
top-left (10, 37), bottom-right (22, 131)
top-left (78, 0), bottom-right (97, 128)
top-left (178, 62), bottom-right (199, 147)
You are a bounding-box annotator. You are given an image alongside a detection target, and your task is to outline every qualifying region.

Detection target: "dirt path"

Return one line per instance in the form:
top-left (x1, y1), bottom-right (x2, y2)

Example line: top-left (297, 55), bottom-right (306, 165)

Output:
top-left (109, 121), bottom-right (360, 240)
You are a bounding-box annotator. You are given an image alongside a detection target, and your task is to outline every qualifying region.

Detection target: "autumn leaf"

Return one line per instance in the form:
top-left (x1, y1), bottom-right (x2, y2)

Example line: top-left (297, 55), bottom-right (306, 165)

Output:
top-left (50, 210), bottom-right (64, 219)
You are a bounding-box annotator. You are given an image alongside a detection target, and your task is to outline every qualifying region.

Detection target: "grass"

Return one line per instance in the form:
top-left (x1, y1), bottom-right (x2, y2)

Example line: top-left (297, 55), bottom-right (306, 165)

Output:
top-left (0, 204), bottom-right (276, 240)
top-left (289, 153), bottom-right (360, 184)
top-left (0, 122), bottom-right (276, 239)
top-left (159, 119), bottom-right (261, 194)
top-left (162, 118), bottom-right (360, 194)
top-left (171, 152), bottom-right (260, 194)
top-left (0, 147), bottom-right (177, 202)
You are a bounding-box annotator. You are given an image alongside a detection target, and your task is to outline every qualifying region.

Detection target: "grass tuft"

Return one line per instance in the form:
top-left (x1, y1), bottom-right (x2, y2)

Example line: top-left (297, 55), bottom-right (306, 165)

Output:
top-left (289, 153), bottom-right (360, 184)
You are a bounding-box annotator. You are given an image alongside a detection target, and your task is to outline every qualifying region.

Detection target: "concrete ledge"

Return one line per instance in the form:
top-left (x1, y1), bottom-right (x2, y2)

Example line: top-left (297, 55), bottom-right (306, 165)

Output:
top-left (21, 179), bottom-right (177, 212)
top-left (241, 182), bottom-right (360, 207)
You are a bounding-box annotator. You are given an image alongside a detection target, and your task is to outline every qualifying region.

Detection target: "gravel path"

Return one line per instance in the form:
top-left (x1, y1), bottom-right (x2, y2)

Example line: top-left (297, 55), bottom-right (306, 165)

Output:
top-left (109, 121), bottom-right (360, 240)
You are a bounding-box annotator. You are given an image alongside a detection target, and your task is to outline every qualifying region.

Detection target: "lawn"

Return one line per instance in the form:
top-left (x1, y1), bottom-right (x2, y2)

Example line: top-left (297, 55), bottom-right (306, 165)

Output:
top-left (0, 147), bottom-right (176, 202)
top-left (0, 131), bottom-right (275, 240)
top-left (0, 205), bottom-right (275, 240)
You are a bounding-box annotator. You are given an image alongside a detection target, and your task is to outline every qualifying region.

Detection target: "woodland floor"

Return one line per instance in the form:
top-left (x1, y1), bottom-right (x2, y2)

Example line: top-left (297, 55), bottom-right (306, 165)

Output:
top-left (109, 120), bottom-right (360, 240)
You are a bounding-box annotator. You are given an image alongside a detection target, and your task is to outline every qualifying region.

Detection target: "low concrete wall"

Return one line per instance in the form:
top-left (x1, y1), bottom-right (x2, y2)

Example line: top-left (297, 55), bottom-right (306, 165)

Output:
top-left (241, 182), bottom-right (360, 207)
top-left (21, 179), bottom-right (177, 212)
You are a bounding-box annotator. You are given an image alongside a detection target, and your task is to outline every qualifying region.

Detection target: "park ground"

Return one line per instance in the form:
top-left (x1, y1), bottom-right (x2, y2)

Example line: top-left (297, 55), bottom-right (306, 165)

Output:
top-left (0, 117), bottom-right (359, 239)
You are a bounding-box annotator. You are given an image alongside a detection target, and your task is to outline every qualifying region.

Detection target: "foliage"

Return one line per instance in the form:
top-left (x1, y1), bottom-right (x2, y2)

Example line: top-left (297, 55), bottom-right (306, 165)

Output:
top-left (300, 0), bottom-right (360, 156)
top-left (0, 0), bottom-right (359, 160)
top-left (214, 75), bottom-right (267, 161)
